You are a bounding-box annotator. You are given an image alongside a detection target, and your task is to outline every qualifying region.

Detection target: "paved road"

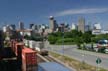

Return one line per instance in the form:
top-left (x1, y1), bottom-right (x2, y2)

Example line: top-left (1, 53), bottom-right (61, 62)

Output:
top-left (44, 41), bottom-right (108, 70)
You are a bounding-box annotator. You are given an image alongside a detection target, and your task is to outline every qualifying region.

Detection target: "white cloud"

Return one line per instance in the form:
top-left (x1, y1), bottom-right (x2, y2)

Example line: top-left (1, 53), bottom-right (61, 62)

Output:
top-left (54, 8), bottom-right (108, 17)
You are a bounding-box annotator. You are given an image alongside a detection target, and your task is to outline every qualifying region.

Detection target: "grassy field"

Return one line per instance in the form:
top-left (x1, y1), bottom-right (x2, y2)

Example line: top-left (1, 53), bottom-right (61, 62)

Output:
top-left (55, 42), bottom-right (76, 45)
top-left (49, 52), bottom-right (107, 71)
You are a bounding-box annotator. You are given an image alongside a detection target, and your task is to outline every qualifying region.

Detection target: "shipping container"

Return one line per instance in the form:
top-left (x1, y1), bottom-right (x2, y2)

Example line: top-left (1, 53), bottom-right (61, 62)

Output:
top-left (38, 62), bottom-right (71, 71)
top-left (22, 47), bottom-right (37, 71)
top-left (12, 41), bottom-right (17, 53)
top-left (15, 42), bottom-right (24, 56)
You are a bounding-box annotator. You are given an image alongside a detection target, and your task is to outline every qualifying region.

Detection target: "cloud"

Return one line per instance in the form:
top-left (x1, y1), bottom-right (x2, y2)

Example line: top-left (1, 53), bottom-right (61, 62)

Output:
top-left (54, 8), bottom-right (108, 17)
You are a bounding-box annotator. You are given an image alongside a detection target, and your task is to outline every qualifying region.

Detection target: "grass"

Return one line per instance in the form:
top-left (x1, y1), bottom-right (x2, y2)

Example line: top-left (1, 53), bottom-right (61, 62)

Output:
top-left (49, 52), bottom-right (107, 71)
top-left (55, 42), bottom-right (76, 45)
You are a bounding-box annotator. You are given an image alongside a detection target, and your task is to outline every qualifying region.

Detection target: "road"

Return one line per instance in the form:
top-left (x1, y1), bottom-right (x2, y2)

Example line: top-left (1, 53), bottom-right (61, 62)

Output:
top-left (44, 41), bottom-right (108, 70)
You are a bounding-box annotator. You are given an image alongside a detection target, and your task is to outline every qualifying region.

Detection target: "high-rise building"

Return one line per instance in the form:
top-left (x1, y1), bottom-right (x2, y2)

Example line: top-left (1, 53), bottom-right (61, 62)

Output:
top-left (71, 23), bottom-right (76, 30)
top-left (19, 21), bottom-right (24, 30)
top-left (49, 16), bottom-right (57, 32)
top-left (32, 25), bottom-right (38, 30)
top-left (78, 17), bottom-right (85, 33)
top-left (85, 25), bottom-right (90, 31)
top-left (30, 23), bottom-right (34, 29)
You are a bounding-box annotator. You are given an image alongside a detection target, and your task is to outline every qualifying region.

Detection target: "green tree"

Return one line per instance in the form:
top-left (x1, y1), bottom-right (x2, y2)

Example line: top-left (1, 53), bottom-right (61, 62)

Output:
top-left (48, 35), bottom-right (58, 44)
top-left (82, 33), bottom-right (91, 43)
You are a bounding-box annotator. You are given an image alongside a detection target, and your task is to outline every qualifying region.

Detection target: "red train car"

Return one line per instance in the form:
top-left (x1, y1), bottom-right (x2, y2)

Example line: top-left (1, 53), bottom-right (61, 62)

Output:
top-left (10, 40), bottom-right (17, 54)
top-left (22, 47), bottom-right (37, 71)
top-left (10, 40), bottom-right (37, 71)
top-left (15, 42), bottom-right (24, 56)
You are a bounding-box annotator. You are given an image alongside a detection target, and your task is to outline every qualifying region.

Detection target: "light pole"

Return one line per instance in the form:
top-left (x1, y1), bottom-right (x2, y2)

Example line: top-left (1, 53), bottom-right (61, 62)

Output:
top-left (81, 42), bottom-right (86, 69)
top-left (61, 25), bottom-right (64, 61)
top-left (41, 25), bottom-right (45, 48)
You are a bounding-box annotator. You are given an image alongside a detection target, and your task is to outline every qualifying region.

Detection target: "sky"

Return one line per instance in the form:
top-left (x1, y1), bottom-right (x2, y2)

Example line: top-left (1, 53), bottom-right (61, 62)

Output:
top-left (0, 0), bottom-right (108, 29)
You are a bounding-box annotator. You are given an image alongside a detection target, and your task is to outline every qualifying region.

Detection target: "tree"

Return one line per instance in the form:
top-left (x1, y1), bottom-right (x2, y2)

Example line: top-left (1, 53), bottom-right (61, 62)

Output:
top-left (82, 33), bottom-right (91, 43)
top-left (48, 35), bottom-right (58, 44)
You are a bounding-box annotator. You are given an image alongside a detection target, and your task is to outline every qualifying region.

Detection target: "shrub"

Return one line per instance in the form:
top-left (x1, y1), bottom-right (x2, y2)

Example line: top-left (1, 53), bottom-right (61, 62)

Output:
top-left (98, 47), bottom-right (106, 53)
top-left (56, 38), bottom-right (74, 44)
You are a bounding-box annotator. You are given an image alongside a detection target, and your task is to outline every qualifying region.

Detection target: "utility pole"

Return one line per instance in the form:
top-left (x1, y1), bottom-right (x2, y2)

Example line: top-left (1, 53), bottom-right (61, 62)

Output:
top-left (61, 24), bottom-right (65, 61)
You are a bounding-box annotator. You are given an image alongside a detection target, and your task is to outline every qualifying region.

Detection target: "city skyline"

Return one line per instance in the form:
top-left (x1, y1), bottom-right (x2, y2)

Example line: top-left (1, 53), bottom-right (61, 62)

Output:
top-left (0, 0), bottom-right (108, 30)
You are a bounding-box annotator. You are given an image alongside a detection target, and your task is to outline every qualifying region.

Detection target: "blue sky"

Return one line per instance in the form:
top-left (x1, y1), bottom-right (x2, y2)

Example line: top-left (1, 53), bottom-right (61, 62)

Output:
top-left (0, 0), bottom-right (108, 29)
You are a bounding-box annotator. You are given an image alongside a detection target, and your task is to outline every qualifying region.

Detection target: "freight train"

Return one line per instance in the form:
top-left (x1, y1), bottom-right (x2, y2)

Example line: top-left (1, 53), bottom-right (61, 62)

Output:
top-left (10, 40), bottom-right (37, 71)
top-left (23, 39), bottom-right (48, 56)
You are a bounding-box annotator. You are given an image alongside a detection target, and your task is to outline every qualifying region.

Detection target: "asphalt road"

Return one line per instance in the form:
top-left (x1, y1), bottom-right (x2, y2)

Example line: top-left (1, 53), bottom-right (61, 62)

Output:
top-left (44, 41), bottom-right (108, 70)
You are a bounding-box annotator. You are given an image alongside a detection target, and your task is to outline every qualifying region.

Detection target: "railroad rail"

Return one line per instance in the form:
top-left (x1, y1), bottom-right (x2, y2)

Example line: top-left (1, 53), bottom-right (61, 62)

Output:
top-left (37, 53), bottom-right (56, 62)
top-left (43, 56), bottom-right (56, 62)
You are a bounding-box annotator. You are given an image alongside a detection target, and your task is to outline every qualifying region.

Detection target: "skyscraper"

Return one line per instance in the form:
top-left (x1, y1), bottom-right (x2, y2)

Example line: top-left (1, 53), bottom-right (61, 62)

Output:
top-left (49, 16), bottom-right (57, 32)
top-left (71, 23), bottom-right (76, 30)
top-left (85, 25), bottom-right (90, 31)
top-left (19, 21), bottom-right (24, 30)
top-left (30, 23), bottom-right (34, 29)
top-left (33, 25), bottom-right (38, 30)
top-left (78, 17), bottom-right (85, 33)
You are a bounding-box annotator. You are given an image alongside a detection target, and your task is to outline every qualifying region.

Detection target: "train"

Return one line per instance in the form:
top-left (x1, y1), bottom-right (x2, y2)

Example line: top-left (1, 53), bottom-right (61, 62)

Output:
top-left (23, 39), bottom-right (48, 55)
top-left (10, 39), bottom-right (37, 71)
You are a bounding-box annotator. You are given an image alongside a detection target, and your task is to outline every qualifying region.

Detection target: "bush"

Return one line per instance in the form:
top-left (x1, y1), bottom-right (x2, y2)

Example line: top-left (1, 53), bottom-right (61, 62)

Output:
top-left (77, 43), bottom-right (81, 48)
top-left (98, 47), bottom-right (106, 53)
top-left (56, 38), bottom-right (74, 44)
top-left (24, 35), bottom-right (43, 41)
top-left (48, 35), bottom-right (58, 44)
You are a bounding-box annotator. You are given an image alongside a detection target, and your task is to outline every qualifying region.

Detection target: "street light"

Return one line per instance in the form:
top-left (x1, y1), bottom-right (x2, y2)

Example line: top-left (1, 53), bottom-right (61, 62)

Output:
top-left (61, 25), bottom-right (64, 61)
top-left (81, 42), bottom-right (86, 69)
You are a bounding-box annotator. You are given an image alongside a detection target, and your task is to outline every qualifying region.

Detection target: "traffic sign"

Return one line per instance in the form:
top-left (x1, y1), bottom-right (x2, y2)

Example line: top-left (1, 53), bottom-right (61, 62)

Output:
top-left (96, 58), bottom-right (102, 64)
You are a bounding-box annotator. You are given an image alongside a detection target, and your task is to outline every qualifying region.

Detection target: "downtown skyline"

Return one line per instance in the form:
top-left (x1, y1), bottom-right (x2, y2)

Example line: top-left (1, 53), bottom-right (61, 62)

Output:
top-left (0, 0), bottom-right (108, 30)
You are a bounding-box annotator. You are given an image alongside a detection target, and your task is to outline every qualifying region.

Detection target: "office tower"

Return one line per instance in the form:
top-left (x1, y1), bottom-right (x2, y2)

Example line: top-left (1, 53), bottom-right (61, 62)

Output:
top-left (78, 17), bottom-right (85, 33)
top-left (60, 23), bottom-right (65, 32)
top-left (19, 21), bottom-right (24, 30)
top-left (71, 23), bottom-right (76, 30)
top-left (85, 25), bottom-right (90, 31)
top-left (32, 24), bottom-right (38, 30)
top-left (54, 20), bottom-right (58, 31)
top-left (38, 25), bottom-right (41, 29)
top-left (30, 23), bottom-right (34, 29)
top-left (49, 16), bottom-right (57, 32)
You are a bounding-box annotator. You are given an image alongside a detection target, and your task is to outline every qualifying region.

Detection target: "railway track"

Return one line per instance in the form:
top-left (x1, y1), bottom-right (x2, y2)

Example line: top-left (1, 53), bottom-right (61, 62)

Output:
top-left (37, 53), bottom-right (57, 62)
top-left (43, 55), bottom-right (56, 62)
top-left (37, 53), bottom-right (56, 63)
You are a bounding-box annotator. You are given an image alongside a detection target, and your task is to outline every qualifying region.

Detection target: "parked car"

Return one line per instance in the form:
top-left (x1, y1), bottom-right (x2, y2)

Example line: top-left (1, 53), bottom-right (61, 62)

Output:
top-left (96, 40), bottom-right (108, 53)
top-left (97, 40), bottom-right (108, 48)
